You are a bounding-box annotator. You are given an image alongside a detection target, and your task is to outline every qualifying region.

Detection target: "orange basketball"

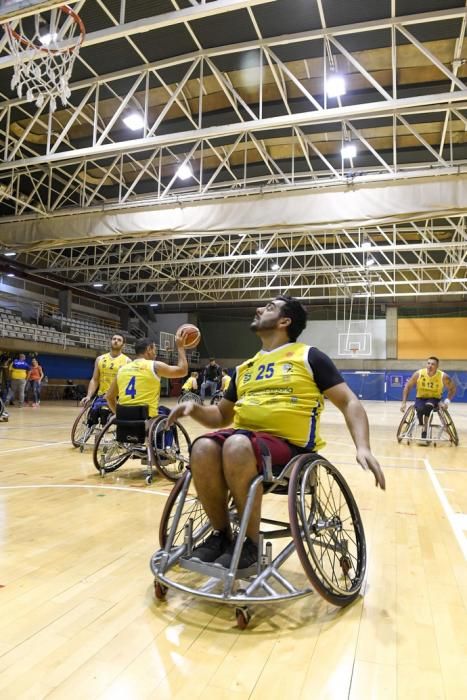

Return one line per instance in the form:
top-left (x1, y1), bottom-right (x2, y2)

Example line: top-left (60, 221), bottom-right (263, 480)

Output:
top-left (177, 323), bottom-right (201, 349)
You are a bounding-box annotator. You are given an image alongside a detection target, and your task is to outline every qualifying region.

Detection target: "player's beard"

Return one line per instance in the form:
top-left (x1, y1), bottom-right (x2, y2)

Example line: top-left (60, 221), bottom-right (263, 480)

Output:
top-left (250, 315), bottom-right (278, 333)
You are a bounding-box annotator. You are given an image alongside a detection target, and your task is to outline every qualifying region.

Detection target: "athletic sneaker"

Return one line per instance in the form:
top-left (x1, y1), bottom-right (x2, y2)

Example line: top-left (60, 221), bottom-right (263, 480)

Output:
top-left (421, 430), bottom-right (427, 439)
top-left (215, 536), bottom-right (258, 569)
top-left (190, 530), bottom-right (230, 563)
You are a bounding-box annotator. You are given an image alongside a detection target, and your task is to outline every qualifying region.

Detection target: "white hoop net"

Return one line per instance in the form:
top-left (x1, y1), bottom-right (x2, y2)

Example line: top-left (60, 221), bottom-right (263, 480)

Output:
top-left (4, 5), bottom-right (84, 112)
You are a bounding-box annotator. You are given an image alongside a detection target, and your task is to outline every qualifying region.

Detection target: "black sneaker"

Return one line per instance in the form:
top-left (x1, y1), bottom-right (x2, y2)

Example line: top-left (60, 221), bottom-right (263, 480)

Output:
top-left (421, 430), bottom-right (427, 439)
top-left (190, 530), bottom-right (230, 563)
top-left (214, 536), bottom-right (258, 569)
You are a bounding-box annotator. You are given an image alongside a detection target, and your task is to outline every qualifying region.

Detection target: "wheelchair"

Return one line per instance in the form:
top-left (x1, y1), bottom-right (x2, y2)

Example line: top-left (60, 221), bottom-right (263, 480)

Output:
top-left (210, 390), bottom-right (224, 405)
top-left (177, 390), bottom-right (202, 405)
top-left (397, 402), bottom-right (459, 446)
top-left (71, 395), bottom-right (111, 451)
top-left (0, 396), bottom-right (8, 422)
top-left (92, 404), bottom-right (191, 484)
top-left (150, 452), bottom-right (366, 629)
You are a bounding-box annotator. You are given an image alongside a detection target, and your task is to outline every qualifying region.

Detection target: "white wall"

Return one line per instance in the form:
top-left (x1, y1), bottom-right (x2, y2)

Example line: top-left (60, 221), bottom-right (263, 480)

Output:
top-left (148, 313), bottom-right (189, 339)
top-left (301, 319), bottom-right (386, 359)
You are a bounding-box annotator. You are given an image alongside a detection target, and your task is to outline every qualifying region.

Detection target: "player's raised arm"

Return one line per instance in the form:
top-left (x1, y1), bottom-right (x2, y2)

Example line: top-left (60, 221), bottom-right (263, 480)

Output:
top-left (155, 327), bottom-right (188, 378)
top-left (400, 371), bottom-right (419, 412)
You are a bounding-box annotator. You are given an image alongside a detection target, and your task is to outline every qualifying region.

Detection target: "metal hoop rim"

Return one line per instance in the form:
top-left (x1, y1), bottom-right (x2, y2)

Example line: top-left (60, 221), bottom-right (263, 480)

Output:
top-left (5, 5), bottom-right (85, 55)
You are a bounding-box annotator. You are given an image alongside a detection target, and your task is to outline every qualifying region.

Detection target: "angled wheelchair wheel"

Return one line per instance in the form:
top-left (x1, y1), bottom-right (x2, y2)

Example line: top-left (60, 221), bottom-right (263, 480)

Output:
top-left (71, 405), bottom-right (93, 448)
top-left (439, 406), bottom-right (459, 446)
top-left (397, 405), bottom-right (415, 443)
top-left (92, 417), bottom-right (131, 473)
top-left (289, 454), bottom-right (366, 607)
top-left (159, 471), bottom-right (211, 547)
top-left (177, 391), bottom-right (202, 405)
top-left (210, 390), bottom-right (223, 405)
top-left (149, 416), bottom-right (191, 482)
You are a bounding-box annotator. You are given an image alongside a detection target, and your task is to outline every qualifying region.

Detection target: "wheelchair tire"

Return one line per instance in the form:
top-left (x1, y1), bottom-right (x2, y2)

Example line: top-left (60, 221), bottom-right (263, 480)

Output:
top-left (396, 405), bottom-right (415, 443)
top-left (149, 416), bottom-right (191, 482)
top-left (210, 390), bottom-right (223, 405)
top-left (71, 405), bottom-right (92, 448)
top-left (288, 454), bottom-right (366, 607)
top-left (439, 406), bottom-right (459, 446)
top-left (159, 471), bottom-right (211, 547)
top-left (92, 417), bottom-right (131, 473)
top-left (177, 392), bottom-right (202, 405)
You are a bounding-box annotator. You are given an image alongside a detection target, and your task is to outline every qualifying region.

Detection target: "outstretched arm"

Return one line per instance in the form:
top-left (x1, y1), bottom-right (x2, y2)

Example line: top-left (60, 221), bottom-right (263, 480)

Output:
top-left (401, 372), bottom-right (419, 411)
top-left (155, 328), bottom-right (188, 379)
top-left (167, 397), bottom-right (234, 429)
top-left (324, 382), bottom-right (386, 490)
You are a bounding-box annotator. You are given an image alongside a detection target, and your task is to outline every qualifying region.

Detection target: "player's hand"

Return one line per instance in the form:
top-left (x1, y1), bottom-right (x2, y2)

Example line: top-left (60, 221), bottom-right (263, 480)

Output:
top-left (175, 328), bottom-right (189, 349)
top-left (400, 402), bottom-right (406, 413)
top-left (166, 401), bottom-right (196, 427)
top-left (80, 396), bottom-right (91, 407)
top-left (356, 448), bottom-right (386, 490)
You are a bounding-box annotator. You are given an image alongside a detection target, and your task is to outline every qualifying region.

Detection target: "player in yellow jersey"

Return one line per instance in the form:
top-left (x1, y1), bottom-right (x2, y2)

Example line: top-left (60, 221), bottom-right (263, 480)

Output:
top-left (221, 369), bottom-right (231, 393)
top-left (105, 333), bottom-right (188, 418)
top-left (167, 295), bottom-right (385, 569)
top-left (400, 356), bottom-right (456, 439)
top-left (182, 371), bottom-right (199, 394)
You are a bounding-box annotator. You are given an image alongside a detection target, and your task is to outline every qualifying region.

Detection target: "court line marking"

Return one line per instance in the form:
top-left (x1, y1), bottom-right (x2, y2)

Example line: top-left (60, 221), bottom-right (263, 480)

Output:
top-left (0, 484), bottom-right (169, 497)
top-left (0, 440), bottom-right (69, 455)
top-left (424, 458), bottom-right (467, 560)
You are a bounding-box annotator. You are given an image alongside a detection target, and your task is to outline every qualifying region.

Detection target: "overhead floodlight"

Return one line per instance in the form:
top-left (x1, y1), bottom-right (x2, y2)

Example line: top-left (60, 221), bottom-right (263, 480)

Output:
top-left (150, 302), bottom-right (159, 307)
top-left (271, 262), bottom-right (280, 271)
top-left (176, 163), bottom-right (193, 180)
top-left (93, 282), bottom-right (104, 288)
top-left (366, 255), bottom-right (375, 266)
top-left (7, 272), bottom-right (15, 277)
top-left (3, 250), bottom-right (16, 256)
top-left (256, 247), bottom-right (266, 256)
top-left (39, 32), bottom-right (58, 46)
top-left (326, 74), bottom-right (346, 98)
top-left (341, 143), bottom-right (357, 159)
top-left (362, 237), bottom-right (372, 250)
top-left (123, 113), bottom-right (145, 131)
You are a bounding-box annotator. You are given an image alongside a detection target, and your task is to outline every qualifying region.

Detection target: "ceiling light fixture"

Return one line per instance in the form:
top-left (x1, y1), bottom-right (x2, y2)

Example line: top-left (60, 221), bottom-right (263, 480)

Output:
top-left (271, 262), bottom-right (280, 271)
top-left (366, 255), bottom-right (375, 266)
top-left (341, 143), bottom-right (357, 159)
top-left (256, 247), bottom-right (266, 256)
top-left (176, 163), bottom-right (193, 180)
top-left (7, 272), bottom-right (15, 277)
top-left (150, 302), bottom-right (159, 307)
top-left (123, 112), bottom-right (145, 131)
top-left (362, 237), bottom-right (372, 250)
top-left (92, 282), bottom-right (104, 288)
top-left (326, 73), bottom-right (346, 98)
top-left (3, 250), bottom-right (16, 256)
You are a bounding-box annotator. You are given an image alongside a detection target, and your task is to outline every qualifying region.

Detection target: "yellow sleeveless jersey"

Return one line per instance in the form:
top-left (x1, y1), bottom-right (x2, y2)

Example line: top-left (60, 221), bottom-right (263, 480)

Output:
top-left (182, 376), bottom-right (196, 391)
top-left (222, 374), bottom-right (231, 392)
top-left (234, 342), bottom-right (325, 450)
top-left (117, 358), bottom-right (160, 417)
top-left (416, 368), bottom-right (444, 399)
top-left (98, 352), bottom-right (130, 395)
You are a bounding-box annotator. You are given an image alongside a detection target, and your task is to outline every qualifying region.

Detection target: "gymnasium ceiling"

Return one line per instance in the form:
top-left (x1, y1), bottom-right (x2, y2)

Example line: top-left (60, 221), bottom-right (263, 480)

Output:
top-left (1, 0), bottom-right (467, 310)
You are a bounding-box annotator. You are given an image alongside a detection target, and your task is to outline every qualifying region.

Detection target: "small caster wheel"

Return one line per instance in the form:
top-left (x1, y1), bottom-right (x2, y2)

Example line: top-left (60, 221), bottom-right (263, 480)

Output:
top-left (340, 556), bottom-right (352, 576)
top-left (100, 468), bottom-right (106, 478)
top-left (79, 444), bottom-right (84, 453)
top-left (235, 606), bottom-right (251, 630)
top-left (145, 475), bottom-right (152, 485)
top-left (154, 582), bottom-right (167, 600)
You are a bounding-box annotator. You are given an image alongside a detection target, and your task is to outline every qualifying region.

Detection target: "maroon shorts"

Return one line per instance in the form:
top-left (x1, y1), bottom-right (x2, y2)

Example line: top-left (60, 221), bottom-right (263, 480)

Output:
top-left (191, 428), bottom-right (306, 474)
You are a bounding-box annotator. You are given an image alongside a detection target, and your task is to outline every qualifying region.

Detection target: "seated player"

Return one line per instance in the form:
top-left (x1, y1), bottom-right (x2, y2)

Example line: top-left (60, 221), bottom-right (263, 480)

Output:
top-left (221, 369), bottom-right (231, 393)
top-left (181, 371), bottom-right (199, 395)
top-left (167, 295), bottom-right (385, 569)
top-left (80, 333), bottom-right (131, 424)
top-left (105, 332), bottom-right (188, 421)
top-left (400, 356), bottom-right (456, 440)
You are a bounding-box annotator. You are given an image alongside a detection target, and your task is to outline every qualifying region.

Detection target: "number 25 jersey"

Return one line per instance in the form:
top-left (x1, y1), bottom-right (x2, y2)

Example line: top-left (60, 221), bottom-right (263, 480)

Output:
top-left (232, 342), bottom-right (342, 450)
top-left (117, 359), bottom-right (160, 417)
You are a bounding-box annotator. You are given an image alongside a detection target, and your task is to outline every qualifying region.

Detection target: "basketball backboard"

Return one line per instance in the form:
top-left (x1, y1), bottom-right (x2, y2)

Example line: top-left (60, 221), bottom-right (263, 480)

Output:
top-left (0, 1), bottom-right (76, 21)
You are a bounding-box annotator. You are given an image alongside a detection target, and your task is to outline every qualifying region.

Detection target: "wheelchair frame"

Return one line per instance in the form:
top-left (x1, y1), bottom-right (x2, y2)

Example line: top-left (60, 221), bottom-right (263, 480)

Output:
top-left (177, 390), bottom-right (202, 405)
top-left (397, 403), bottom-right (459, 446)
top-left (92, 407), bottom-right (192, 484)
top-left (70, 397), bottom-right (111, 451)
top-left (0, 396), bottom-right (8, 421)
top-left (150, 453), bottom-right (366, 628)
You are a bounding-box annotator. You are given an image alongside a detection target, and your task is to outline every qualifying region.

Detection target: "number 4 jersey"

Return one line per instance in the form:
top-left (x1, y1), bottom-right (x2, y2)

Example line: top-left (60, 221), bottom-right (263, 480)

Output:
top-left (227, 343), bottom-right (344, 450)
top-left (117, 358), bottom-right (160, 417)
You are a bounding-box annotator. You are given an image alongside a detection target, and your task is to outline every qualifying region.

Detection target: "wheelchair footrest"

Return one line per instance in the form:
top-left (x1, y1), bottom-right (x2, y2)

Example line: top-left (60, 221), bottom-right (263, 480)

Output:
top-left (179, 556), bottom-right (257, 581)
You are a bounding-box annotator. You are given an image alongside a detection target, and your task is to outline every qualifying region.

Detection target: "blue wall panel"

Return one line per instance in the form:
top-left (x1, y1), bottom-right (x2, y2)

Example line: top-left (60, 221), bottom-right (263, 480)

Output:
top-left (35, 353), bottom-right (94, 380)
top-left (340, 370), bottom-right (467, 402)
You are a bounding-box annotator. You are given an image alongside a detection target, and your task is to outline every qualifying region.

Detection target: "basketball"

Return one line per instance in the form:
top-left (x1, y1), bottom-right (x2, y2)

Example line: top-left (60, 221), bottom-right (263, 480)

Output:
top-left (177, 323), bottom-right (201, 349)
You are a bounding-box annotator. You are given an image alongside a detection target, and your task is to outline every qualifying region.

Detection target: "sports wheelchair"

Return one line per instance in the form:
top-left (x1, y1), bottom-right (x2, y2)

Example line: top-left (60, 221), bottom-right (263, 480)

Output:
top-left (397, 403), bottom-right (459, 446)
top-left (0, 396), bottom-right (8, 422)
top-left (150, 452), bottom-right (366, 629)
top-left (92, 404), bottom-right (191, 484)
top-left (71, 396), bottom-right (111, 451)
top-left (177, 391), bottom-right (202, 405)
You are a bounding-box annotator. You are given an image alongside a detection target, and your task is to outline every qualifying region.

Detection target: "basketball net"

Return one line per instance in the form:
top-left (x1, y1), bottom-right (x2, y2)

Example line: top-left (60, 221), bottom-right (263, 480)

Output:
top-left (4, 5), bottom-right (85, 112)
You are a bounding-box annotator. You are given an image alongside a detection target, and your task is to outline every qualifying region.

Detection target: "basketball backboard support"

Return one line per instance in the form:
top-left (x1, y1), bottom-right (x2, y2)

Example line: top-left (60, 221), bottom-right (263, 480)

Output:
top-left (0, 1), bottom-right (77, 21)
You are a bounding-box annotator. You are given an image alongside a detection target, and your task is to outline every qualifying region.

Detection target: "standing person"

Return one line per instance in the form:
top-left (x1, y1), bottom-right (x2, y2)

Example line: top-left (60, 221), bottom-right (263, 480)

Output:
top-left (0, 353), bottom-right (10, 404)
top-left (8, 353), bottom-right (30, 407)
top-left (167, 296), bottom-right (385, 569)
top-left (80, 334), bottom-right (131, 409)
top-left (400, 356), bottom-right (456, 440)
top-left (200, 358), bottom-right (221, 403)
top-left (105, 332), bottom-right (188, 418)
top-left (26, 358), bottom-right (44, 407)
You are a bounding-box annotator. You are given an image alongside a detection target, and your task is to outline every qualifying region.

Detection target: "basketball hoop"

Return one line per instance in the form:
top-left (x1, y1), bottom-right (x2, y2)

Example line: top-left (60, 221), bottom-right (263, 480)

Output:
top-left (4, 5), bottom-right (85, 112)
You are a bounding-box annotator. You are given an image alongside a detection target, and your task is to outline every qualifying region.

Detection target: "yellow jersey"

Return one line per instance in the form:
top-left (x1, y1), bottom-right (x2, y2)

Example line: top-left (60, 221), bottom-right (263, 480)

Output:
top-left (97, 352), bottom-right (130, 395)
top-left (221, 374), bottom-right (231, 392)
top-left (233, 343), bottom-right (328, 450)
top-left (182, 376), bottom-right (197, 391)
top-left (416, 368), bottom-right (444, 399)
top-left (117, 358), bottom-right (160, 417)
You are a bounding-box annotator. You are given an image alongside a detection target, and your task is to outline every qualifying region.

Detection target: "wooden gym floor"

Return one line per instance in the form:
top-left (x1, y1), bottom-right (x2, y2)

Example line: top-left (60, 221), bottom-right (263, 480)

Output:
top-left (0, 399), bottom-right (466, 700)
